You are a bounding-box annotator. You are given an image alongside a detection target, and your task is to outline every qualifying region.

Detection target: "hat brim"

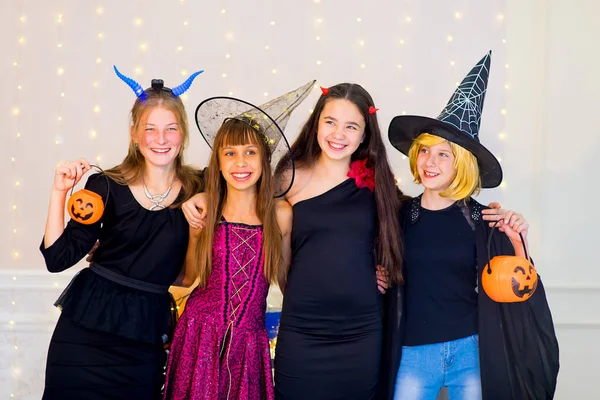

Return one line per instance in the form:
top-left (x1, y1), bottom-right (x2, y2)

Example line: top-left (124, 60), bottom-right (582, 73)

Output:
top-left (388, 115), bottom-right (503, 188)
top-left (195, 96), bottom-right (295, 198)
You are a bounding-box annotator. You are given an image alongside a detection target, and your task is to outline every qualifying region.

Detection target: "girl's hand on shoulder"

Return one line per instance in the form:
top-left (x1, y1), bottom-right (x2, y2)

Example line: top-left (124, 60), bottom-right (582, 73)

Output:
top-left (376, 265), bottom-right (390, 294)
top-left (183, 193), bottom-right (208, 230)
top-left (482, 201), bottom-right (506, 225)
top-left (53, 159), bottom-right (91, 192)
top-left (497, 210), bottom-right (529, 242)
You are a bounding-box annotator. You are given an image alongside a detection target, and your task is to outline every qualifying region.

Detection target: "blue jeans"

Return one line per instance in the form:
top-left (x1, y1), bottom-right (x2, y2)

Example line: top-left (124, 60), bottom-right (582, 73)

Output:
top-left (393, 334), bottom-right (481, 400)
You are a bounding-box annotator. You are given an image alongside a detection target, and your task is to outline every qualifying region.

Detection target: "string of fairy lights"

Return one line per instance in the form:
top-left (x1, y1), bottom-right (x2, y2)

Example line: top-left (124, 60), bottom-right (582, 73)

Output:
top-left (3, 2), bottom-right (507, 398)
top-left (8, 1), bottom-right (26, 397)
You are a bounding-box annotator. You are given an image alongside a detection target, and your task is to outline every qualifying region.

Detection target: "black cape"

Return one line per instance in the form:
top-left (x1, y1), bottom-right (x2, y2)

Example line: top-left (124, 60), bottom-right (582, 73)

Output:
top-left (378, 197), bottom-right (559, 400)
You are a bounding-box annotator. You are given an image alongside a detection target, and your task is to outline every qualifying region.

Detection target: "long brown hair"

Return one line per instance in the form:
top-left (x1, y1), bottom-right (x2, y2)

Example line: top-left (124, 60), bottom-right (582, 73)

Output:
top-left (104, 87), bottom-right (202, 206)
top-left (195, 119), bottom-right (282, 287)
top-left (285, 83), bottom-right (405, 284)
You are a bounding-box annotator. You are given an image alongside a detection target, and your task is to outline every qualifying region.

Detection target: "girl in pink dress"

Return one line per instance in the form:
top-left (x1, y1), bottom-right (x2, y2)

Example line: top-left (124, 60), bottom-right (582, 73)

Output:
top-left (163, 82), bottom-right (313, 400)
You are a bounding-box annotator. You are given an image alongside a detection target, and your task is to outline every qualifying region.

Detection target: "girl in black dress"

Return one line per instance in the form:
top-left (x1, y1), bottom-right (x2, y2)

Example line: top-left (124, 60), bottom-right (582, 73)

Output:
top-left (40, 68), bottom-right (204, 399)
top-left (272, 84), bottom-right (405, 400)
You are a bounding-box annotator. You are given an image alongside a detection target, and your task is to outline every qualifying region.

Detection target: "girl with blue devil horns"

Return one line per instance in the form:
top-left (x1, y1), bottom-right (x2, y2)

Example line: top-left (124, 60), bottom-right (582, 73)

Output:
top-left (40, 66), bottom-right (206, 400)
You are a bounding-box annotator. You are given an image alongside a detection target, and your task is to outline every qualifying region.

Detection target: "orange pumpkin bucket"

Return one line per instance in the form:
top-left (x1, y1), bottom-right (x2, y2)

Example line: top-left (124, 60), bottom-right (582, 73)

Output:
top-left (67, 165), bottom-right (110, 225)
top-left (482, 222), bottom-right (538, 303)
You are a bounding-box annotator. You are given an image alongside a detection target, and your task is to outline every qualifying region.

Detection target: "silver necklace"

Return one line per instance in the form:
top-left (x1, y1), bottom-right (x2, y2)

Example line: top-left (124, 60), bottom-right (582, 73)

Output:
top-left (143, 180), bottom-right (173, 210)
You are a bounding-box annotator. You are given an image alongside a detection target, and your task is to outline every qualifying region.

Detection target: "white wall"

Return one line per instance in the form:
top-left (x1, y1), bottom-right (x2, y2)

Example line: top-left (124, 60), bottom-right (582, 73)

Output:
top-left (0, 0), bottom-right (596, 398)
top-left (504, 0), bottom-right (600, 396)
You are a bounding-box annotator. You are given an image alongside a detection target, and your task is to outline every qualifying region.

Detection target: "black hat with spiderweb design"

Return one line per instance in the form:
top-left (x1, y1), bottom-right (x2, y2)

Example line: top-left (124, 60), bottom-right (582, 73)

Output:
top-left (195, 80), bottom-right (315, 198)
top-left (388, 51), bottom-right (502, 188)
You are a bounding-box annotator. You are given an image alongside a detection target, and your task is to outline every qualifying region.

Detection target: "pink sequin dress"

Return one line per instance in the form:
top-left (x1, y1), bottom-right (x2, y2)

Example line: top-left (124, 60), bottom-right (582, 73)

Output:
top-left (163, 220), bottom-right (274, 400)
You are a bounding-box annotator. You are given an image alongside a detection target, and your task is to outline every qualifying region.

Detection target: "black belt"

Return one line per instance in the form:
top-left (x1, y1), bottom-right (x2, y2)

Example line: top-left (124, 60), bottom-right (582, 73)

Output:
top-left (89, 263), bottom-right (169, 294)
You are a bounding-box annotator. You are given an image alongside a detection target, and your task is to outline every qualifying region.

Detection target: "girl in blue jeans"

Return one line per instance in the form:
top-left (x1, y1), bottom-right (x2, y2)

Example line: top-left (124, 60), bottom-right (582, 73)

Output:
top-left (382, 52), bottom-right (559, 400)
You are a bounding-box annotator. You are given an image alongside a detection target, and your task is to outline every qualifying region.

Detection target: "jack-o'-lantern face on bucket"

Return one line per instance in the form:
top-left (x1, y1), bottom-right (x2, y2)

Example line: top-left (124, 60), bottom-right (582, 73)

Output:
top-left (67, 189), bottom-right (104, 225)
top-left (512, 264), bottom-right (538, 298)
top-left (482, 256), bottom-right (538, 303)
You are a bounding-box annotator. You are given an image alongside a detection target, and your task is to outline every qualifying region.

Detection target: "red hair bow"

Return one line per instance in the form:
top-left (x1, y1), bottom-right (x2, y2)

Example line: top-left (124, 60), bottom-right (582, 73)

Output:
top-left (368, 106), bottom-right (379, 115)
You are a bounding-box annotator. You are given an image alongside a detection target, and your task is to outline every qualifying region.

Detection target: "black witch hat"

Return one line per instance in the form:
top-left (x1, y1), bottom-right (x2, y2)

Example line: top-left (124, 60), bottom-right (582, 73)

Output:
top-left (388, 51), bottom-right (502, 188)
top-left (195, 80), bottom-right (315, 197)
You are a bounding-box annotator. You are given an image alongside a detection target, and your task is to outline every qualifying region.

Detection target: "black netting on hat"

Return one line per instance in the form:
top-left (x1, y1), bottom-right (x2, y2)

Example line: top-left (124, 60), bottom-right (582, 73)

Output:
top-left (195, 80), bottom-right (315, 197)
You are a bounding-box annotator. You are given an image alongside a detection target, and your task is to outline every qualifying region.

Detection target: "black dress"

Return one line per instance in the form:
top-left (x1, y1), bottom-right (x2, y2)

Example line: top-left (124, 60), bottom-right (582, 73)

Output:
top-left (274, 178), bottom-right (381, 400)
top-left (39, 173), bottom-right (189, 400)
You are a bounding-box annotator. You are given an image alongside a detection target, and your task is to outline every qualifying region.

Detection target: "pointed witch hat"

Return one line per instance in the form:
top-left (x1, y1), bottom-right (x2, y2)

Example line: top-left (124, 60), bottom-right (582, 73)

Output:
top-left (388, 51), bottom-right (502, 188)
top-left (195, 80), bottom-right (315, 197)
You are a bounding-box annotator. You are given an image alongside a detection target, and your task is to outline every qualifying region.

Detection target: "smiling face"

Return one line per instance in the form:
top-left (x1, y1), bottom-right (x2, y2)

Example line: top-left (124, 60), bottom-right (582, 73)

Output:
top-left (416, 141), bottom-right (457, 193)
top-left (218, 141), bottom-right (263, 194)
top-left (132, 107), bottom-right (183, 169)
top-left (316, 98), bottom-right (365, 163)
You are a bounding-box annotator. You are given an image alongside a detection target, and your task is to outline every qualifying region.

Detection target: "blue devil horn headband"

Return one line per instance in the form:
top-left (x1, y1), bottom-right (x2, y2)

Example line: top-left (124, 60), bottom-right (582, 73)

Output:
top-left (172, 71), bottom-right (203, 96)
top-left (113, 65), bottom-right (144, 97)
top-left (113, 65), bottom-right (203, 98)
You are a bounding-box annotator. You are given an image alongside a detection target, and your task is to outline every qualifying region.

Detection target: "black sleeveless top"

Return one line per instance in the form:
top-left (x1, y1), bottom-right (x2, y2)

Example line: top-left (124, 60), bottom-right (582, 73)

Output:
top-left (279, 178), bottom-right (381, 334)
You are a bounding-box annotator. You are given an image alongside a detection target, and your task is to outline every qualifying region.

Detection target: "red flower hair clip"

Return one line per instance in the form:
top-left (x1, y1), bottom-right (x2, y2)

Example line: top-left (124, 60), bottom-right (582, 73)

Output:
top-left (348, 159), bottom-right (375, 192)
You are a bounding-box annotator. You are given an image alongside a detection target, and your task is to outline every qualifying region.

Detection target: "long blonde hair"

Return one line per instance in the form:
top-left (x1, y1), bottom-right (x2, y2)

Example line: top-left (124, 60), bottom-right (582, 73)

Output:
top-left (104, 88), bottom-right (203, 206)
top-left (408, 133), bottom-right (481, 200)
top-left (195, 119), bottom-right (282, 287)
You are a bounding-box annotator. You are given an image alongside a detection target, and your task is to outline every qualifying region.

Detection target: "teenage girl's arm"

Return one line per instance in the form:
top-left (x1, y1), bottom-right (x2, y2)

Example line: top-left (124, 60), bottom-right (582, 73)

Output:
top-left (44, 159), bottom-right (92, 247)
top-left (42, 159), bottom-right (107, 273)
top-left (172, 225), bottom-right (201, 287)
top-left (275, 199), bottom-right (293, 293)
top-left (182, 193), bottom-right (208, 230)
top-left (482, 203), bottom-right (530, 256)
top-left (496, 210), bottom-right (529, 258)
